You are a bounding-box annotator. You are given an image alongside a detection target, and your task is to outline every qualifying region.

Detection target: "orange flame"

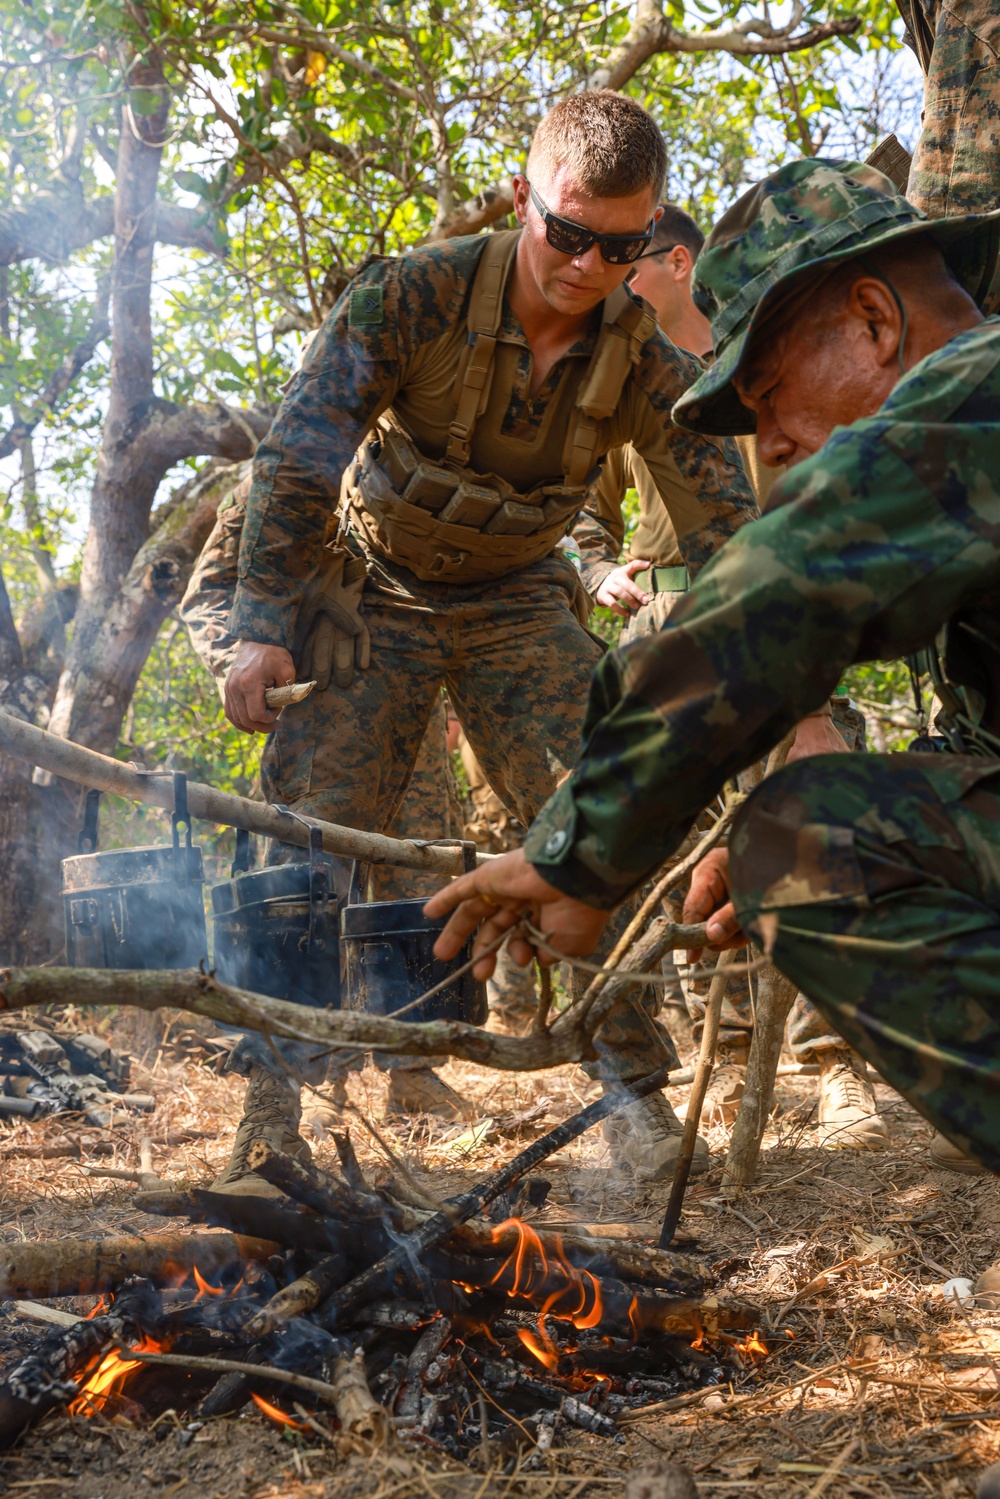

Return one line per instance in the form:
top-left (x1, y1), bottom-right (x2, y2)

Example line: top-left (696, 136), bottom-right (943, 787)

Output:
top-left (83, 1295), bottom-right (108, 1321)
top-left (517, 1327), bottom-right (559, 1371)
top-left (69, 1335), bottom-right (163, 1415)
top-left (192, 1265), bottom-right (226, 1300)
top-left (488, 1219), bottom-right (605, 1334)
top-left (735, 1329), bottom-right (768, 1360)
top-left (251, 1392), bottom-right (306, 1429)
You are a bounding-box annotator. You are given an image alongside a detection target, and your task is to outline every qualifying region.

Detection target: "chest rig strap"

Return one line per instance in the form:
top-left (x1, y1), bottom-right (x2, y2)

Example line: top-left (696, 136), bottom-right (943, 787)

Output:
top-left (446, 230), bottom-right (657, 482)
top-left (563, 284), bottom-right (657, 486)
top-left (445, 231), bottom-right (520, 468)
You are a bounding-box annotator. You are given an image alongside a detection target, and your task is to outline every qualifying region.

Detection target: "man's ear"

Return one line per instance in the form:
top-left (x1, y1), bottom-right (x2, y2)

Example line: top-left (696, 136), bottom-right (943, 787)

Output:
top-left (511, 173), bottom-right (530, 225)
top-left (848, 276), bottom-right (903, 368)
top-left (672, 245), bottom-right (695, 281)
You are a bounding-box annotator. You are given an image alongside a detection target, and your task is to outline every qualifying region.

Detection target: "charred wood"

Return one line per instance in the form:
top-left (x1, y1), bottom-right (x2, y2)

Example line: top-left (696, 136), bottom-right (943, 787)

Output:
top-left (244, 1251), bottom-right (350, 1340)
top-left (245, 1140), bottom-right (382, 1219)
top-left (0, 1231), bottom-right (275, 1299)
top-left (133, 1188), bottom-right (353, 1258)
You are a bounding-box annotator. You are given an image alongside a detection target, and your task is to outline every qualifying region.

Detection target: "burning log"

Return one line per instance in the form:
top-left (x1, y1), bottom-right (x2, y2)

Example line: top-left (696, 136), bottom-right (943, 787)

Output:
top-left (330, 1345), bottom-right (390, 1444)
top-left (0, 1277), bottom-right (162, 1447)
top-left (0, 1231), bottom-right (275, 1299)
top-left (320, 1066), bottom-right (671, 1328)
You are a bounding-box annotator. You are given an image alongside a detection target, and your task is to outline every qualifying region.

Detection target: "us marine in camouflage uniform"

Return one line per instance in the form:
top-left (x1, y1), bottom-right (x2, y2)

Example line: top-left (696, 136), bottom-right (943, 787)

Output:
top-left (208, 91), bottom-right (759, 1191)
top-left (428, 161), bottom-right (1000, 1204)
top-left (180, 477), bottom-right (473, 1144)
top-left (898, 0), bottom-right (1000, 234)
top-left (576, 201), bottom-right (888, 1148)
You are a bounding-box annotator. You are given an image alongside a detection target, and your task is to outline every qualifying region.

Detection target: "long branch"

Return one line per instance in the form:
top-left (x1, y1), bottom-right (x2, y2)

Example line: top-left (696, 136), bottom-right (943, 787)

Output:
top-left (0, 707), bottom-right (483, 876)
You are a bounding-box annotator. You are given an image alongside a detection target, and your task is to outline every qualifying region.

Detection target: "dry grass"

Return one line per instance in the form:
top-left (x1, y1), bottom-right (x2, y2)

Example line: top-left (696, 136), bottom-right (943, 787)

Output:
top-left (0, 1007), bottom-right (998, 1496)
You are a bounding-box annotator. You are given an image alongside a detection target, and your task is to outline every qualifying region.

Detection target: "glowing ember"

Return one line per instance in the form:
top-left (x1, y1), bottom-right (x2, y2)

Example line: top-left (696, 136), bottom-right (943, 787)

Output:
top-left (69, 1335), bottom-right (162, 1415)
top-left (251, 1392), bottom-right (306, 1428)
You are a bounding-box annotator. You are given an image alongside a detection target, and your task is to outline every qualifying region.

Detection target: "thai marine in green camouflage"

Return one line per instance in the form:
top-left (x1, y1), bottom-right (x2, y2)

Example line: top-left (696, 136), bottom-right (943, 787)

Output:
top-left (897, 0), bottom-right (1000, 236)
top-left (522, 158), bottom-right (1000, 1165)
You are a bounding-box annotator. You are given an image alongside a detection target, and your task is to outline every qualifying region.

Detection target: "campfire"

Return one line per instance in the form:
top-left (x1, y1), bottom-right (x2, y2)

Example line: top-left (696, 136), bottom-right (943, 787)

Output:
top-left (0, 1126), bottom-right (767, 1466)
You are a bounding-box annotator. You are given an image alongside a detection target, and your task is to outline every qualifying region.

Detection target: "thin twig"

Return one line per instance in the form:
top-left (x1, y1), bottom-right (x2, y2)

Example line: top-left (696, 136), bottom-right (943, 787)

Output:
top-left (122, 1348), bottom-right (341, 1403)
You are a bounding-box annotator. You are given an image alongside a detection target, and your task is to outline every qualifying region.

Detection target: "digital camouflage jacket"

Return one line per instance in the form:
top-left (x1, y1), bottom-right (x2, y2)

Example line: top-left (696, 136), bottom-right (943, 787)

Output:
top-left (523, 317), bottom-right (1000, 907)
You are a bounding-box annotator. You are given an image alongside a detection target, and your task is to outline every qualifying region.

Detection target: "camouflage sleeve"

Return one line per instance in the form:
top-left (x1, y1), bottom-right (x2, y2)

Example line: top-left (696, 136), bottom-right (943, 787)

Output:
top-left (523, 403), bottom-right (1000, 907)
top-left (229, 256), bottom-right (408, 648)
top-left (178, 476), bottom-right (251, 688)
top-left (627, 335), bottom-right (758, 578)
top-left (572, 447), bottom-right (628, 596)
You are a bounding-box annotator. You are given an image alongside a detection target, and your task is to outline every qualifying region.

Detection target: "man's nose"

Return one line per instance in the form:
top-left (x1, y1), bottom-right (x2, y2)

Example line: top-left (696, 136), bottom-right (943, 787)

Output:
top-left (570, 243), bottom-right (605, 276)
top-left (755, 408), bottom-right (796, 468)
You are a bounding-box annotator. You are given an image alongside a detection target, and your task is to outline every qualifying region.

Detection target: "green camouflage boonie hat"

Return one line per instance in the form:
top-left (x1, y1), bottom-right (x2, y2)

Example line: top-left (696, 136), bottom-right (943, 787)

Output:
top-left (673, 157), bottom-right (1000, 436)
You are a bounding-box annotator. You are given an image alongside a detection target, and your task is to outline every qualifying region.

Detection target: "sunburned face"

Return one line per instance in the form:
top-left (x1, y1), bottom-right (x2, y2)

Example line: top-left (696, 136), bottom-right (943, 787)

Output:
top-left (732, 273), bottom-right (904, 468)
top-left (512, 165), bottom-right (660, 319)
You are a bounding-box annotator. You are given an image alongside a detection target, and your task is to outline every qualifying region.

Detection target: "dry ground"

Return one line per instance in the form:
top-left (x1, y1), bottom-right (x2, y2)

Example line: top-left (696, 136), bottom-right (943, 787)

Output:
top-left (0, 1008), bottom-right (999, 1498)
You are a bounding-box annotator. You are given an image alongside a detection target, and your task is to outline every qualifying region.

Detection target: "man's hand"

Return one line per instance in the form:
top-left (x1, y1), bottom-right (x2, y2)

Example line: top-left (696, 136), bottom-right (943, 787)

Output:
top-left (424, 847), bottom-right (610, 980)
top-left (787, 708), bottom-right (849, 763)
top-left (682, 847), bottom-right (748, 962)
top-left (224, 641), bottom-right (297, 733)
top-left (595, 558), bottom-right (652, 617)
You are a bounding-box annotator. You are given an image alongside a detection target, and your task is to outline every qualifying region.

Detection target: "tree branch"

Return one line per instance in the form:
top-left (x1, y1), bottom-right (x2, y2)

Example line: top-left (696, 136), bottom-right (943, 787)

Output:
top-left (0, 192), bottom-right (218, 267)
top-left (0, 275), bottom-right (110, 463)
top-left (421, 182), bottom-right (514, 243)
top-left (588, 0), bottom-right (861, 90)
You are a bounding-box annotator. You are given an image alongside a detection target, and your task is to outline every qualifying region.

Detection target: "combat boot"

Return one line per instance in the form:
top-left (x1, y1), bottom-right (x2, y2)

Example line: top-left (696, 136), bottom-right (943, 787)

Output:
top-left (699, 1064), bottom-right (746, 1127)
top-left (603, 1090), bottom-right (709, 1182)
top-left (817, 1050), bottom-right (889, 1149)
top-left (386, 1066), bottom-right (473, 1120)
top-left (301, 1076), bottom-right (349, 1137)
top-left (929, 1131), bottom-right (988, 1174)
top-left (212, 1063), bottom-right (312, 1197)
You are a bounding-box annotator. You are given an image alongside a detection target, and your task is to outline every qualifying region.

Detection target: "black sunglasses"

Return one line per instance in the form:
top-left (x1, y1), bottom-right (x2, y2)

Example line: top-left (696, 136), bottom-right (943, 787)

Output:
top-left (527, 181), bottom-right (655, 265)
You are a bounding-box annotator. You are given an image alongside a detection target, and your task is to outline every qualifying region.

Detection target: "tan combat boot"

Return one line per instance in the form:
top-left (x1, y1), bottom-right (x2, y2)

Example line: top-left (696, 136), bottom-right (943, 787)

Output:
top-left (211, 1064), bottom-right (312, 1197)
top-left (301, 1076), bottom-right (349, 1137)
top-left (929, 1131), bottom-right (988, 1175)
top-left (699, 1064), bottom-right (747, 1127)
top-left (817, 1050), bottom-right (889, 1149)
top-left (386, 1066), bottom-right (473, 1120)
top-left (603, 1091), bottom-right (709, 1182)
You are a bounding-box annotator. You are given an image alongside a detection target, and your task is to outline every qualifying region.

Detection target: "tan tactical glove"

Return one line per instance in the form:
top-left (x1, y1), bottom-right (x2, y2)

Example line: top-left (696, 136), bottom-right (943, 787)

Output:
top-left (294, 547), bottom-right (371, 691)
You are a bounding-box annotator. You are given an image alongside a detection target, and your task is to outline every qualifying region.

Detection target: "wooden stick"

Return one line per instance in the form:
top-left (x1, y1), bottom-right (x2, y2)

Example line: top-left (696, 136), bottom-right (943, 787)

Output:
top-left (245, 1253), bottom-right (349, 1340)
top-left (264, 680), bottom-right (316, 708)
top-left (721, 956), bottom-right (798, 1194)
top-left (123, 1348), bottom-right (343, 1404)
top-left (659, 950), bottom-right (739, 1249)
top-left (0, 1231), bottom-right (275, 1298)
top-left (0, 706), bottom-right (482, 876)
top-left (330, 1348), bottom-right (390, 1445)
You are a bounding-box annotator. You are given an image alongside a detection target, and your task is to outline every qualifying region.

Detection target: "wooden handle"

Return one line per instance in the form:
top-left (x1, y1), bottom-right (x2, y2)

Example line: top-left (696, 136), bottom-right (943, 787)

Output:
top-left (264, 679), bottom-right (316, 708)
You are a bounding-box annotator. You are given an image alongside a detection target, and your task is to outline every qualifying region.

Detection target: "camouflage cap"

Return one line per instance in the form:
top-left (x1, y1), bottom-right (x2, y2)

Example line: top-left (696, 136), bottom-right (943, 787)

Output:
top-left (673, 157), bottom-right (1000, 436)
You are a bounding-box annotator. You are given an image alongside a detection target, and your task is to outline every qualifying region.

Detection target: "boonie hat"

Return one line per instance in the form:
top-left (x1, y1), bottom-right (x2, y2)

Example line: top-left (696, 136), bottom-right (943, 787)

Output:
top-left (673, 157), bottom-right (1000, 436)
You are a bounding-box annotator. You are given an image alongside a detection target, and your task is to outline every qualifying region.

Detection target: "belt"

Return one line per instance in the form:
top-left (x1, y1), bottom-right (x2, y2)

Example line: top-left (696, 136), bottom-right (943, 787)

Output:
top-left (633, 565), bottom-right (689, 594)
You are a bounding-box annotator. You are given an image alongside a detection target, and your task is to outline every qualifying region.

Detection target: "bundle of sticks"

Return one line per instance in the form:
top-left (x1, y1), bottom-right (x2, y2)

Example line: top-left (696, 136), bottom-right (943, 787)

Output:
top-left (0, 1080), bottom-right (763, 1465)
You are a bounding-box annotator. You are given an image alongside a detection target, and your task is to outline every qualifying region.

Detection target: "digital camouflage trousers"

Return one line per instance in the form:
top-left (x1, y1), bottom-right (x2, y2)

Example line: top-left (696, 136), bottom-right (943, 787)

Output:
top-left (262, 552), bottom-right (677, 1083)
top-left (731, 751), bottom-right (1000, 1173)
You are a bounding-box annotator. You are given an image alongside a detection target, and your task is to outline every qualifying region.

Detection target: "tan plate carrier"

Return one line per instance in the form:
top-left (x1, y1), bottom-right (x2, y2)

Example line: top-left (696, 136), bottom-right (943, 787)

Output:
top-left (347, 229), bottom-right (657, 585)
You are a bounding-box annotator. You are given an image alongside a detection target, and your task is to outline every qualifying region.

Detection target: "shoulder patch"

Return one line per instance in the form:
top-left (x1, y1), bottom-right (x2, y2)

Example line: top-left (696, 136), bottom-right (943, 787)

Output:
top-left (350, 285), bottom-right (383, 326)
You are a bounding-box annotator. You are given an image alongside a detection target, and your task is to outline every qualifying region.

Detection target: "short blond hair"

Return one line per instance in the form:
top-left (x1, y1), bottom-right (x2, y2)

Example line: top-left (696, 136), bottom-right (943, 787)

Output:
top-left (527, 92), bottom-right (667, 199)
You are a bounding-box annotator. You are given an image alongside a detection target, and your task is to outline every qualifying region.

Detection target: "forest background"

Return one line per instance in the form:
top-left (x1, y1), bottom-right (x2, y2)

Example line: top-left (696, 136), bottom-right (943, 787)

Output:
top-left (0, 0), bottom-right (925, 962)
